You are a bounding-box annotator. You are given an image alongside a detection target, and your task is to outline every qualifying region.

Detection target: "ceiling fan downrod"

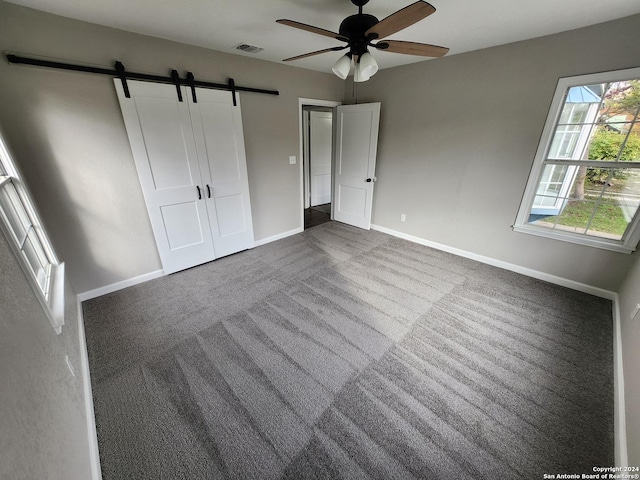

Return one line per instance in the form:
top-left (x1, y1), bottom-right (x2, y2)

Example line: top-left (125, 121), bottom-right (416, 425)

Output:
top-left (351, 0), bottom-right (370, 14)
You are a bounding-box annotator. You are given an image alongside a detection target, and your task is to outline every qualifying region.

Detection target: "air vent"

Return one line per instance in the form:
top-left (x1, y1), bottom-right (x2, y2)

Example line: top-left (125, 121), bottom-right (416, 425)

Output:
top-left (235, 44), bottom-right (264, 54)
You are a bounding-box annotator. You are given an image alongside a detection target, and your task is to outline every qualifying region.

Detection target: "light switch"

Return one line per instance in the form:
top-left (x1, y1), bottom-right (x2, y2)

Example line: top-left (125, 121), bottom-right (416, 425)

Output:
top-left (289, 156), bottom-right (296, 165)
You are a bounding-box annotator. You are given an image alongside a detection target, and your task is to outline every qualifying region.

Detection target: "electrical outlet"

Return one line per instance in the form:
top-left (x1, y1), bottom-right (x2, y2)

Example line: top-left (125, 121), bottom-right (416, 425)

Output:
top-left (400, 214), bottom-right (406, 222)
top-left (65, 355), bottom-right (76, 377)
top-left (289, 156), bottom-right (296, 165)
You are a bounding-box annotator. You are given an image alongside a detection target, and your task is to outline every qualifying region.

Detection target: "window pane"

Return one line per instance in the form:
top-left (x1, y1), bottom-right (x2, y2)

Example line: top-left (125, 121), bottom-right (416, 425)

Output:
top-left (0, 180), bottom-right (32, 242)
top-left (586, 80), bottom-right (640, 162)
top-left (22, 229), bottom-right (51, 295)
top-left (531, 164), bottom-right (577, 214)
top-left (549, 80), bottom-right (640, 163)
top-left (549, 124), bottom-right (588, 159)
top-left (549, 85), bottom-right (604, 160)
top-left (529, 167), bottom-right (640, 240)
top-left (558, 99), bottom-right (593, 124)
top-left (588, 123), bottom-right (639, 162)
top-left (552, 199), bottom-right (591, 234)
top-left (536, 164), bottom-right (569, 195)
top-left (600, 80), bottom-right (640, 123)
top-left (564, 84), bottom-right (606, 111)
top-left (628, 122), bottom-right (640, 161)
top-left (598, 169), bottom-right (640, 239)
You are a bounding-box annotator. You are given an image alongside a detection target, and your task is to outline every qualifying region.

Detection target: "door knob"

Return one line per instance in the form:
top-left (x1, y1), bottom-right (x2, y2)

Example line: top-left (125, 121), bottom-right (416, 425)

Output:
top-left (366, 178), bottom-right (372, 182)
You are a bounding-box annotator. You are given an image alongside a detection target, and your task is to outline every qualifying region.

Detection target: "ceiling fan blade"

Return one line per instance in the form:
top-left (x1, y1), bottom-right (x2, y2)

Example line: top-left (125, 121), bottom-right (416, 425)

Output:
top-left (376, 40), bottom-right (449, 57)
top-left (276, 19), bottom-right (348, 42)
top-left (366, 1), bottom-right (436, 40)
top-left (283, 46), bottom-right (347, 62)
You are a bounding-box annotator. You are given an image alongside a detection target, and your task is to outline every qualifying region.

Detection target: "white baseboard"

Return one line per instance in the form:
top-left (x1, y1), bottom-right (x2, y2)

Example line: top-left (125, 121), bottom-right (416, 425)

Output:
top-left (77, 269), bottom-right (164, 302)
top-left (370, 224), bottom-right (616, 300)
top-left (371, 223), bottom-right (626, 464)
top-left (77, 299), bottom-right (102, 480)
top-left (253, 227), bottom-right (304, 247)
top-left (77, 227), bottom-right (306, 302)
top-left (613, 295), bottom-right (628, 467)
top-left (78, 228), bottom-right (306, 302)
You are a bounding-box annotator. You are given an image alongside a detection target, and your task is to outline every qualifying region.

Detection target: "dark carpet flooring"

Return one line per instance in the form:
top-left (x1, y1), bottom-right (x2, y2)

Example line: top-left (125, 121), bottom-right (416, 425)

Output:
top-left (82, 221), bottom-right (613, 480)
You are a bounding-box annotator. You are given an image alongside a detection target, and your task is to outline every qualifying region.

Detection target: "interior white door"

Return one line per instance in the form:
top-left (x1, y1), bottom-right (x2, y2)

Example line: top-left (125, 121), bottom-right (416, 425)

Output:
top-left (333, 103), bottom-right (380, 230)
top-left (309, 111), bottom-right (333, 207)
top-left (188, 88), bottom-right (254, 258)
top-left (115, 80), bottom-right (215, 274)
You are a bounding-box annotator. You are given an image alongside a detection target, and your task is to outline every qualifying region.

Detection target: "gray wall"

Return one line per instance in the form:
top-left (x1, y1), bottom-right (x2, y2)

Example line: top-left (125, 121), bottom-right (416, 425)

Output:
top-left (0, 231), bottom-right (92, 479)
top-left (0, 1), bottom-right (344, 293)
top-left (618, 256), bottom-right (640, 465)
top-left (352, 14), bottom-right (640, 292)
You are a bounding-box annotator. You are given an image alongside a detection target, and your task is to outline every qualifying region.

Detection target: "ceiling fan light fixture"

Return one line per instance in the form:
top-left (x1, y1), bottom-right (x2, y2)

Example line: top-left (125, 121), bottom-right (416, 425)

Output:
top-left (358, 51), bottom-right (378, 78)
top-left (353, 61), bottom-right (371, 83)
top-left (332, 53), bottom-right (352, 80)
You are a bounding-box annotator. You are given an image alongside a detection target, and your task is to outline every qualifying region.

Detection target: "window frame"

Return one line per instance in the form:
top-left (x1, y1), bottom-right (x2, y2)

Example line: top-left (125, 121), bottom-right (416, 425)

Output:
top-left (0, 135), bottom-right (65, 333)
top-left (514, 67), bottom-right (640, 254)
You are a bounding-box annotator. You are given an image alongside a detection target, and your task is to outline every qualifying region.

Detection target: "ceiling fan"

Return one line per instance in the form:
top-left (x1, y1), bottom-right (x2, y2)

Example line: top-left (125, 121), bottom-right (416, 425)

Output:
top-left (276, 0), bottom-right (449, 82)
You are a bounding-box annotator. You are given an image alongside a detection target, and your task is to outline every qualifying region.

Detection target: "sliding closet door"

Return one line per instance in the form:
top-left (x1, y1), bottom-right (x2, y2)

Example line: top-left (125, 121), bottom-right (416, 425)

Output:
top-left (115, 80), bottom-right (216, 274)
top-left (188, 89), bottom-right (254, 258)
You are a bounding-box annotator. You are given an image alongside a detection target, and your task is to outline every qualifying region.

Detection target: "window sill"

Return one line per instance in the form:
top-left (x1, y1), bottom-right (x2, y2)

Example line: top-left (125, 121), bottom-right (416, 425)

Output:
top-left (513, 224), bottom-right (636, 254)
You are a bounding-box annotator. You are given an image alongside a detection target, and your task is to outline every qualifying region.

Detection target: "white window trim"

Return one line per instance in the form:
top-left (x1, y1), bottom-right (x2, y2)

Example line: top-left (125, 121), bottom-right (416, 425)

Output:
top-left (514, 66), bottom-right (640, 254)
top-left (0, 136), bottom-right (65, 333)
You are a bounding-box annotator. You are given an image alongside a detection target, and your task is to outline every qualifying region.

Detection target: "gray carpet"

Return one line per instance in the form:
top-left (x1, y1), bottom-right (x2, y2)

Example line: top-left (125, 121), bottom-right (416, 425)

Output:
top-left (82, 221), bottom-right (614, 480)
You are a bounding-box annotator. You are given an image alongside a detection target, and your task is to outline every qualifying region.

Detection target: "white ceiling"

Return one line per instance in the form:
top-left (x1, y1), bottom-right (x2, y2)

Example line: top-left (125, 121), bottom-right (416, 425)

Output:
top-left (6, 0), bottom-right (640, 73)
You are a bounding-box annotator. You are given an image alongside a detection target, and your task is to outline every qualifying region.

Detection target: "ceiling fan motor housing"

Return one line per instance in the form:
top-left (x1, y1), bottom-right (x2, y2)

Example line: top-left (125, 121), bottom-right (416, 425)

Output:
top-left (339, 14), bottom-right (379, 55)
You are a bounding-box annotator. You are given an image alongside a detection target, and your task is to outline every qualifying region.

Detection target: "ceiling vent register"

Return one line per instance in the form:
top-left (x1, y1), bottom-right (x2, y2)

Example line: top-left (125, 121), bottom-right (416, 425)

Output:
top-left (235, 44), bottom-right (265, 54)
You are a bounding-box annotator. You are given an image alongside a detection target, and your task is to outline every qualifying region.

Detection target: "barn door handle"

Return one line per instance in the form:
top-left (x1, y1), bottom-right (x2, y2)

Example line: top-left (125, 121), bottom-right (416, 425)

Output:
top-left (196, 185), bottom-right (202, 200)
top-left (206, 185), bottom-right (211, 198)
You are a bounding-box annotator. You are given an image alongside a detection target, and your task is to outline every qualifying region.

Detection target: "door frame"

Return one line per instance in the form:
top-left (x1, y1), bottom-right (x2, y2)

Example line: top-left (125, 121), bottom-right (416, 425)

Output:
top-left (298, 98), bottom-right (341, 229)
top-left (304, 108), bottom-right (333, 209)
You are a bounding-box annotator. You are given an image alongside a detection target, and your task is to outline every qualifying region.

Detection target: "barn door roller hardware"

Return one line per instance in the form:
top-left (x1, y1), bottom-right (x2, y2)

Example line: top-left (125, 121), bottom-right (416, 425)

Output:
top-left (6, 54), bottom-right (279, 101)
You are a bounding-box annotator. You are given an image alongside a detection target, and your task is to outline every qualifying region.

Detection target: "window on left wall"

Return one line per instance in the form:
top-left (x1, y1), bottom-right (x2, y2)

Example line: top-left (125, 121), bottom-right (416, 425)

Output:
top-left (0, 134), bottom-right (64, 333)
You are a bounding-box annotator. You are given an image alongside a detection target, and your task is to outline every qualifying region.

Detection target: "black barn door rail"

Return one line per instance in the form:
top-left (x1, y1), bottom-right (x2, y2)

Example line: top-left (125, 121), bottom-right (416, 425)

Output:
top-left (6, 54), bottom-right (279, 100)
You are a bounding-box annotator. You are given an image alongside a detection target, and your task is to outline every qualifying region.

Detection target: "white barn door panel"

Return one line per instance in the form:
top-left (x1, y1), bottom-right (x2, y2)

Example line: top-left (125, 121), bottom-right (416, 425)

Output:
top-left (333, 103), bottom-right (380, 230)
top-left (115, 80), bottom-right (254, 274)
top-left (115, 81), bottom-right (215, 274)
top-left (188, 89), bottom-right (254, 258)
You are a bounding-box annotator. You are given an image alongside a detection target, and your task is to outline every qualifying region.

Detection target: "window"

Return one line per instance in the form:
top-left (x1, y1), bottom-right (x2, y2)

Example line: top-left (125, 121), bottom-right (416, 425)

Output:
top-left (514, 67), bottom-right (640, 253)
top-left (0, 135), bottom-right (64, 333)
